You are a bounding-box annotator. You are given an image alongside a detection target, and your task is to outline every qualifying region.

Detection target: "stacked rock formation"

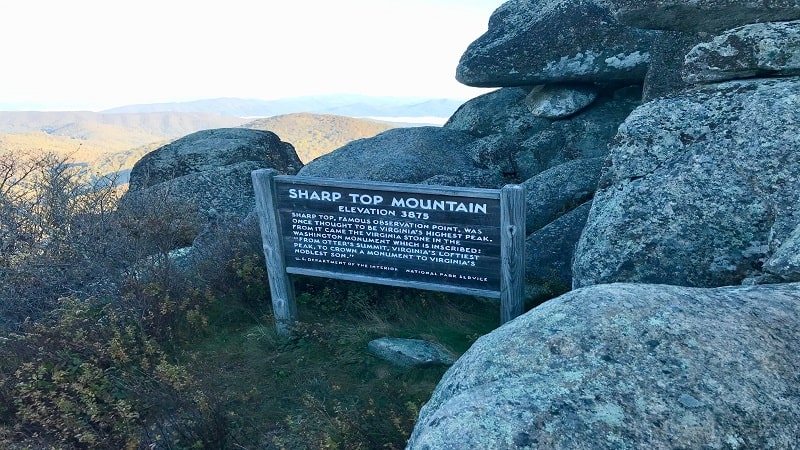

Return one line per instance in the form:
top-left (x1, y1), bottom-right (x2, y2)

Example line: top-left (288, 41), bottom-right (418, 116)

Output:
top-left (299, 0), bottom-right (657, 292)
top-left (406, 0), bottom-right (800, 448)
top-left (573, 4), bottom-right (800, 288)
top-left (116, 2), bottom-right (800, 445)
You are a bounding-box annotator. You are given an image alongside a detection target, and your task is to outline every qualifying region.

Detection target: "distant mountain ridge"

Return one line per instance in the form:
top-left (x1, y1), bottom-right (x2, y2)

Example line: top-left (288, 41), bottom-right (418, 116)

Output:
top-left (101, 95), bottom-right (465, 122)
top-left (0, 111), bottom-right (246, 172)
top-left (0, 109), bottom-right (407, 181)
top-left (0, 94), bottom-right (469, 185)
top-left (243, 113), bottom-right (396, 163)
top-left (0, 110), bottom-right (247, 143)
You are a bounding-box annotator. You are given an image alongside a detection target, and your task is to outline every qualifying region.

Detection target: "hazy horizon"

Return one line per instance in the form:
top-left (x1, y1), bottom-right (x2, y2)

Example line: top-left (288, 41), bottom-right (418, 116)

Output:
top-left (0, 93), bottom-right (478, 114)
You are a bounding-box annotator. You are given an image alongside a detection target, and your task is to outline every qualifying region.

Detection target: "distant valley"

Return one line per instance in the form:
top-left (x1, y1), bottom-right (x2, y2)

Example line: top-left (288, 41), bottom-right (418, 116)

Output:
top-left (0, 95), bottom-right (463, 182)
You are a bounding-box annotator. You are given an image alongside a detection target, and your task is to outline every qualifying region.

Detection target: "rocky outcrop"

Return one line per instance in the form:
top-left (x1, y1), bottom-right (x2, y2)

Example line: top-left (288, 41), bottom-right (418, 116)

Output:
top-left (297, 127), bottom-right (478, 184)
top-left (128, 128), bottom-right (300, 191)
top-left (573, 77), bottom-right (800, 288)
top-left (610, 0), bottom-right (800, 33)
top-left (407, 282), bottom-right (800, 449)
top-left (683, 20), bottom-right (800, 84)
top-left (298, 77), bottom-right (639, 287)
top-left (443, 84), bottom-right (640, 185)
top-left (122, 128), bottom-right (302, 229)
top-left (525, 200), bottom-right (592, 290)
top-left (764, 222), bottom-right (800, 282)
top-left (456, 0), bottom-right (657, 87)
top-left (403, 1), bottom-right (800, 448)
top-left (521, 157), bottom-right (604, 234)
top-left (368, 338), bottom-right (455, 368)
top-left (523, 84), bottom-right (599, 119)
top-left (574, 4), bottom-right (800, 286)
top-left (294, 0), bottom-right (651, 293)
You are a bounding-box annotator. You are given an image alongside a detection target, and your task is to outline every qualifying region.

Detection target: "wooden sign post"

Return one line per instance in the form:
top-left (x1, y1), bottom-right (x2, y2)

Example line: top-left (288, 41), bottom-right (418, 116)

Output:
top-left (252, 169), bottom-right (525, 335)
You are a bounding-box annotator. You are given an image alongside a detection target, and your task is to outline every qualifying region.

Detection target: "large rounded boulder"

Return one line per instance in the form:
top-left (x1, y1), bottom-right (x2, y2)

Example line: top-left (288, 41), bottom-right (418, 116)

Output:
top-left (122, 128), bottom-right (302, 224)
top-left (297, 127), bottom-right (478, 184)
top-left (128, 128), bottom-right (301, 191)
top-left (408, 282), bottom-right (800, 449)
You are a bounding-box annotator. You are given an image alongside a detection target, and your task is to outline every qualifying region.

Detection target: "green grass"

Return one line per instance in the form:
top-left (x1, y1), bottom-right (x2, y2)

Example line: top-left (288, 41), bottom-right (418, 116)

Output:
top-left (0, 150), bottom-right (521, 449)
top-left (181, 278), bottom-right (500, 449)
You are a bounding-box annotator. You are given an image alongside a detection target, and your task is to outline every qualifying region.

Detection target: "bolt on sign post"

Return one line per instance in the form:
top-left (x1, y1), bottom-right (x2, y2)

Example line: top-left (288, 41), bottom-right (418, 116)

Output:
top-left (252, 169), bottom-right (525, 336)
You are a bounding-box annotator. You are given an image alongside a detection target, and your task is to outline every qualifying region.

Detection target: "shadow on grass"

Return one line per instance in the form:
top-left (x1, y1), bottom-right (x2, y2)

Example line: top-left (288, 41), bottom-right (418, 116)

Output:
top-left (183, 277), bottom-right (500, 449)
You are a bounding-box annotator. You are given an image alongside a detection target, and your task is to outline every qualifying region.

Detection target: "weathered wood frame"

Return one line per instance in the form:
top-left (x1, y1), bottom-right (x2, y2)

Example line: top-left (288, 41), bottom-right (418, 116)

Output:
top-left (252, 169), bottom-right (525, 335)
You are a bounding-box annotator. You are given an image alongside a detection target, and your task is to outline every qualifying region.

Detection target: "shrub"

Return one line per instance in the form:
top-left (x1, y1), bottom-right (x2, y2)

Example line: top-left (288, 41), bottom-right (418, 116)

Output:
top-left (113, 187), bottom-right (201, 267)
top-left (0, 295), bottom-right (223, 449)
top-left (0, 150), bottom-right (125, 326)
top-left (189, 216), bottom-right (269, 308)
top-left (0, 149), bottom-right (504, 449)
top-left (0, 151), bottom-right (224, 448)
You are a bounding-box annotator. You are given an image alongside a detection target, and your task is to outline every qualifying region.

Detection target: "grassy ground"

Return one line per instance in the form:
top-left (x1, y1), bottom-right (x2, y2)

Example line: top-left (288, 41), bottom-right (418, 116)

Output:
top-left (181, 278), bottom-right (501, 449)
top-left (0, 150), bottom-right (520, 449)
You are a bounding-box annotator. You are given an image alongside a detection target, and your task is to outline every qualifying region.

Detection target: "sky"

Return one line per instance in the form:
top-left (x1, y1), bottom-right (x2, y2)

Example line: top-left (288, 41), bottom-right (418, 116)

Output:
top-left (0, 0), bottom-right (506, 111)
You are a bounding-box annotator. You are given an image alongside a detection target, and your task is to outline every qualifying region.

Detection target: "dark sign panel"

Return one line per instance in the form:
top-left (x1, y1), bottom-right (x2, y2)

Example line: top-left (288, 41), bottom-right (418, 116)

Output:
top-left (274, 176), bottom-right (502, 295)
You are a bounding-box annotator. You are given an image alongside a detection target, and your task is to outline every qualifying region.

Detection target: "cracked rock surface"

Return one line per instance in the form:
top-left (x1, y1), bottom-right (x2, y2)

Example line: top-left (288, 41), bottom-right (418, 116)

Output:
top-left (407, 282), bottom-right (800, 450)
top-left (572, 77), bottom-right (800, 288)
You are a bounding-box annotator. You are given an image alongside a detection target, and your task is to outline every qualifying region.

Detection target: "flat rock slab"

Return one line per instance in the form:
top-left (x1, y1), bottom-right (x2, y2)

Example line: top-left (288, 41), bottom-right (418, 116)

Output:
top-left (684, 20), bottom-right (800, 84)
top-left (367, 338), bottom-right (455, 368)
top-left (456, 0), bottom-right (656, 87)
top-left (610, 0), bottom-right (800, 33)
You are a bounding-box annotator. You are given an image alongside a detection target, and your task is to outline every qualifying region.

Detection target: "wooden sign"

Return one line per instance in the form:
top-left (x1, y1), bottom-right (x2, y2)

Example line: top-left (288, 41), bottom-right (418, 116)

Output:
top-left (252, 169), bottom-right (525, 335)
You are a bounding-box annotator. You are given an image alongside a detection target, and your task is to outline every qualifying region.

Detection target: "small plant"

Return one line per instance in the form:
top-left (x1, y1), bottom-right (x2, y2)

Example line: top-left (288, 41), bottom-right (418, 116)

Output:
top-left (0, 295), bottom-right (222, 449)
top-left (0, 149), bottom-right (125, 325)
top-left (0, 150), bottom-right (505, 449)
